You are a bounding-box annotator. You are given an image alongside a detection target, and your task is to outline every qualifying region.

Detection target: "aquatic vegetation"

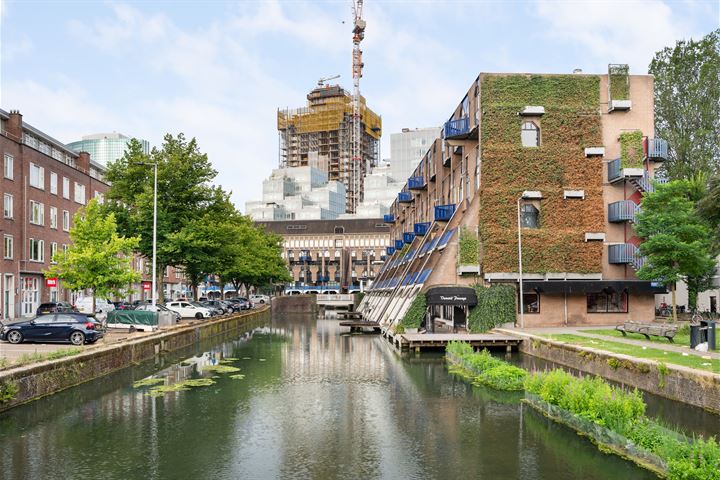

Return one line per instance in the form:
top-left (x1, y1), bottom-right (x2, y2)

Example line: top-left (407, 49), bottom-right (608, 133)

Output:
top-left (229, 374), bottom-right (245, 380)
top-left (132, 377), bottom-right (166, 388)
top-left (146, 378), bottom-right (216, 397)
top-left (201, 364), bottom-right (240, 374)
top-left (445, 342), bottom-right (526, 391)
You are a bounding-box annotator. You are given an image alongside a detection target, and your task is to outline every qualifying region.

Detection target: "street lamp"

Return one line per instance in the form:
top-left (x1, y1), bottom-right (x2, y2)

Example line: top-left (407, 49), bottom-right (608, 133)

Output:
top-left (517, 190), bottom-right (542, 329)
top-left (133, 162), bottom-right (158, 308)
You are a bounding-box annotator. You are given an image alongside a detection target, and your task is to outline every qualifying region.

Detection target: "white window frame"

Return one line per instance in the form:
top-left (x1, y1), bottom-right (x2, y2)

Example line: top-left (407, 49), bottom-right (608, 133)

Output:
top-left (3, 154), bottom-right (13, 180)
top-left (50, 172), bottom-right (58, 195)
top-left (29, 238), bottom-right (44, 262)
top-left (62, 177), bottom-right (70, 199)
top-left (3, 235), bottom-right (12, 260)
top-left (50, 206), bottom-right (58, 229)
top-left (3, 193), bottom-right (12, 219)
top-left (29, 163), bottom-right (44, 189)
top-left (29, 201), bottom-right (44, 225)
top-left (74, 182), bottom-right (86, 205)
top-left (50, 242), bottom-right (58, 264)
top-left (62, 210), bottom-right (70, 231)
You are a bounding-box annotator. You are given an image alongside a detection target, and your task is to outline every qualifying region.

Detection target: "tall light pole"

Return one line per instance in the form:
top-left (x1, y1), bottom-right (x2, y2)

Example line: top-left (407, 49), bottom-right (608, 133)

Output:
top-left (133, 162), bottom-right (158, 308)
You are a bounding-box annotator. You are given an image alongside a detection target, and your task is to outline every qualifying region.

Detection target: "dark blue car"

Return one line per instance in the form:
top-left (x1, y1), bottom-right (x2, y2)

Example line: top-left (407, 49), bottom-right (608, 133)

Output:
top-left (0, 313), bottom-right (103, 346)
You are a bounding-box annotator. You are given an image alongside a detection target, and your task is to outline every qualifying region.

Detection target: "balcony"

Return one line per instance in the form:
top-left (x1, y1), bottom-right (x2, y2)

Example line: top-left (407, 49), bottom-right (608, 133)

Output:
top-left (434, 204), bottom-right (456, 222)
top-left (403, 232), bottom-right (414, 244)
top-left (607, 158), bottom-right (643, 184)
top-left (647, 138), bottom-right (668, 162)
top-left (383, 213), bottom-right (395, 223)
top-left (408, 176), bottom-right (427, 190)
top-left (398, 191), bottom-right (413, 203)
top-left (608, 200), bottom-right (639, 223)
top-left (395, 239), bottom-right (404, 250)
top-left (634, 170), bottom-right (668, 194)
top-left (444, 117), bottom-right (471, 139)
top-left (414, 222), bottom-right (430, 236)
top-left (608, 243), bottom-right (639, 264)
top-left (386, 246), bottom-right (395, 255)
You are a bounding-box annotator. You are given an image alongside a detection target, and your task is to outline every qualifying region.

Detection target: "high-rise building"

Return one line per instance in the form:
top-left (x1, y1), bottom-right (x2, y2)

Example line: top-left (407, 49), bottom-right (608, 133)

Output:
top-left (277, 85), bottom-right (381, 213)
top-left (389, 127), bottom-right (440, 183)
top-left (67, 132), bottom-right (150, 167)
top-left (341, 162), bottom-right (404, 219)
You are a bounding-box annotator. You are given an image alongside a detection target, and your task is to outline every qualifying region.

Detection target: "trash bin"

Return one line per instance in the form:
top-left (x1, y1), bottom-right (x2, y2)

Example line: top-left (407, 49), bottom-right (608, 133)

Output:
top-left (158, 311), bottom-right (175, 327)
top-left (701, 320), bottom-right (716, 351)
top-left (690, 324), bottom-right (704, 349)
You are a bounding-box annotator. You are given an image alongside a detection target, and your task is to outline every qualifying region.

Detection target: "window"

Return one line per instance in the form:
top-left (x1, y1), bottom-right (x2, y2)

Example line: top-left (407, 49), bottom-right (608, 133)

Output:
top-left (4, 154), bottom-right (13, 180)
top-left (62, 177), bottom-right (70, 199)
top-left (29, 163), bottom-right (44, 189)
top-left (30, 238), bottom-right (44, 262)
top-left (74, 183), bottom-right (86, 204)
top-left (521, 292), bottom-right (540, 313)
top-left (521, 121), bottom-right (540, 147)
top-left (62, 210), bottom-right (70, 231)
top-left (521, 204), bottom-right (540, 228)
top-left (50, 207), bottom-right (58, 229)
top-left (50, 242), bottom-right (58, 263)
top-left (3, 193), bottom-right (12, 219)
top-left (587, 289), bottom-right (628, 313)
top-left (62, 244), bottom-right (69, 253)
top-left (3, 235), bottom-right (12, 259)
top-left (50, 172), bottom-right (58, 194)
top-left (94, 191), bottom-right (104, 204)
top-left (30, 201), bottom-right (44, 225)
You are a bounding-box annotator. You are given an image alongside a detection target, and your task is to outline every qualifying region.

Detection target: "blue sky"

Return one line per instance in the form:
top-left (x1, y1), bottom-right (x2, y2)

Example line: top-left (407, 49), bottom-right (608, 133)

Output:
top-left (1, 0), bottom-right (718, 210)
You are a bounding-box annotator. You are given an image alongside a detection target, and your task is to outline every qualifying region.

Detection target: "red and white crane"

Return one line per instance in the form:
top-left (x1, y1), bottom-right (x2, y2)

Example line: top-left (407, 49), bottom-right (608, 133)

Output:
top-left (350, 0), bottom-right (365, 213)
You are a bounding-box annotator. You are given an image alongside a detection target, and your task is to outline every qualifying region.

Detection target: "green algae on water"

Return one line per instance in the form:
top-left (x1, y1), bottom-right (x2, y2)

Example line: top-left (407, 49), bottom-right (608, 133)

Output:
top-left (229, 374), bottom-right (245, 380)
top-left (146, 378), bottom-right (216, 397)
top-left (202, 364), bottom-right (241, 374)
top-left (133, 378), bottom-right (166, 388)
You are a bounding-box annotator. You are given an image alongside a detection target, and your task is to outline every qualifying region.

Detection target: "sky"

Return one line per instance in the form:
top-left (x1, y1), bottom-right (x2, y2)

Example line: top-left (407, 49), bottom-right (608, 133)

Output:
top-left (1, 0), bottom-right (718, 211)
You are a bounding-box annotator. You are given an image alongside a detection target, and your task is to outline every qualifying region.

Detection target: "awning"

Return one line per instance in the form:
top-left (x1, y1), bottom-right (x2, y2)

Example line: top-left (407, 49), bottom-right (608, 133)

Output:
top-left (426, 286), bottom-right (478, 306)
top-left (521, 280), bottom-right (666, 294)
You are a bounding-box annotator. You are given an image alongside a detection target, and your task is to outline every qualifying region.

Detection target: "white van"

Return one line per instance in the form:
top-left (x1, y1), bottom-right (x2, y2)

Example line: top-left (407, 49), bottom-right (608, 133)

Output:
top-left (75, 297), bottom-right (116, 315)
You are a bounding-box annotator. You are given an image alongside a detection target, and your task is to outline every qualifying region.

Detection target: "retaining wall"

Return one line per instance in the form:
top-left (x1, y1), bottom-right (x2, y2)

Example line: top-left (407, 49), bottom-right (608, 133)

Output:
top-left (506, 331), bottom-right (720, 414)
top-left (0, 307), bottom-right (270, 413)
top-left (272, 295), bottom-right (317, 314)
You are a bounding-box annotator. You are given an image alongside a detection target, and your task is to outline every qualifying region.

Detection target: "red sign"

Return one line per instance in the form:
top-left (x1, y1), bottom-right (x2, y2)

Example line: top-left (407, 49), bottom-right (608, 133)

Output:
top-left (46, 278), bottom-right (58, 288)
top-left (142, 281), bottom-right (152, 291)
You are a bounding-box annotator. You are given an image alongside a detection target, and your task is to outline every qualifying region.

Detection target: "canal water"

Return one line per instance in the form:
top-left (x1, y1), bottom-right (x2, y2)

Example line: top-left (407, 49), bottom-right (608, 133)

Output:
top-left (0, 313), bottom-right (712, 480)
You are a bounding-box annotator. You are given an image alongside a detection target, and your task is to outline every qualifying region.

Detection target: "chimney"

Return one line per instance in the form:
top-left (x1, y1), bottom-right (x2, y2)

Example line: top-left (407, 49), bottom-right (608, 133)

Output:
top-left (77, 151), bottom-right (91, 172)
top-left (6, 110), bottom-right (23, 141)
top-left (573, 68), bottom-right (583, 74)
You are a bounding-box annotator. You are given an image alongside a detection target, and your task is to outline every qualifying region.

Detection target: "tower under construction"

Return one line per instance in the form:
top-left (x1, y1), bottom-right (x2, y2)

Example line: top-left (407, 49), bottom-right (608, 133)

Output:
top-left (277, 85), bottom-right (381, 214)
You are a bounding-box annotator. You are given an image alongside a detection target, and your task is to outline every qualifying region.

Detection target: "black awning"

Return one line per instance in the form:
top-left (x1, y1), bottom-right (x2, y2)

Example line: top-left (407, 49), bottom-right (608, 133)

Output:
top-left (426, 286), bottom-right (478, 306)
top-left (522, 280), bottom-right (667, 294)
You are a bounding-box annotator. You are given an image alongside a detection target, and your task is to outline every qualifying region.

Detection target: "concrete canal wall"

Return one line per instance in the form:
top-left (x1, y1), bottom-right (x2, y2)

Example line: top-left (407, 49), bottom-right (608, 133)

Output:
top-left (0, 307), bottom-right (271, 413)
top-left (506, 330), bottom-right (720, 414)
top-left (272, 295), bottom-right (317, 314)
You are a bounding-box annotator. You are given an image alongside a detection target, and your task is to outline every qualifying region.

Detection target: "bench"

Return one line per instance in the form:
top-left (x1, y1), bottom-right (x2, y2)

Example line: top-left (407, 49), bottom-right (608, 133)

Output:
top-left (615, 321), bottom-right (678, 342)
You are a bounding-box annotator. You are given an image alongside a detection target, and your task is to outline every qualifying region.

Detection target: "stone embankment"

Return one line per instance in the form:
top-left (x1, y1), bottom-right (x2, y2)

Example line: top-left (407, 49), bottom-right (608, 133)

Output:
top-left (0, 306), bottom-right (270, 413)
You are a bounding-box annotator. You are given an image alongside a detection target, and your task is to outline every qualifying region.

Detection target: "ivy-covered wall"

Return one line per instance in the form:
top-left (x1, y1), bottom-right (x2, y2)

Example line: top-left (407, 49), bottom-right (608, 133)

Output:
top-left (458, 226), bottom-right (480, 266)
top-left (479, 74), bottom-right (604, 273)
top-left (468, 284), bottom-right (516, 332)
top-left (619, 130), bottom-right (644, 168)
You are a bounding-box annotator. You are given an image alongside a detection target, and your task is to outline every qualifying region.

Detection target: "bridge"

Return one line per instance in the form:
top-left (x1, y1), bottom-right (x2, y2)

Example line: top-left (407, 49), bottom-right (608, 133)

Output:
top-left (316, 294), bottom-right (355, 309)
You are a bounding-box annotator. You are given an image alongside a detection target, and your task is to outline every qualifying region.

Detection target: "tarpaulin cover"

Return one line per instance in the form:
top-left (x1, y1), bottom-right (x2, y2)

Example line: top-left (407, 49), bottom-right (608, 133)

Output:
top-left (107, 310), bottom-right (158, 326)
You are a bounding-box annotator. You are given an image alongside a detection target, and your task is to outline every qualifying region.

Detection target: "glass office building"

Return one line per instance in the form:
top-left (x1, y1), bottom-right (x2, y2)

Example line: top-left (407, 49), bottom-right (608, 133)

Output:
top-left (67, 133), bottom-right (150, 167)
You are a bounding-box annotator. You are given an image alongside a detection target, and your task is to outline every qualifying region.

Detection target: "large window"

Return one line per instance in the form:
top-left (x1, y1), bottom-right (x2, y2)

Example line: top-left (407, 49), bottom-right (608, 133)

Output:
top-left (4, 154), bottom-right (13, 180)
top-left (50, 207), bottom-right (58, 229)
top-left (74, 183), bottom-right (86, 204)
top-left (3, 193), bottom-right (12, 219)
top-left (521, 204), bottom-right (540, 228)
top-left (62, 210), bottom-right (70, 231)
top-left (29, 163), bottom-right (44, 189)
top-left (30, 201), bottom-right (44, 225)
top-left (29, 238), bottom-right (44, 262)
top-left (521, 121), bottom-right (540, 147)
top-left (50, 242), bottom-right (58, 263)
top-left (521, 292), bottom-right (540, 313)
top-left (3, 235), bottom-right (12, 259)
top-left (62, 177), bottom-right (70, 199)
top-left (587, 289), bottom-right (628, 313)
top-left (50, 172), bottom-right (58, 195)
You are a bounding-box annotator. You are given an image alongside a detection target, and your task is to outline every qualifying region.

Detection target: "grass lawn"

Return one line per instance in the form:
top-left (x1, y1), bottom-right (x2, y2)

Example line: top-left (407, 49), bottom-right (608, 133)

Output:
top-left (584, 328), bottom-right (691, 347)
top-left (540, 333), bottom-right (720, 374)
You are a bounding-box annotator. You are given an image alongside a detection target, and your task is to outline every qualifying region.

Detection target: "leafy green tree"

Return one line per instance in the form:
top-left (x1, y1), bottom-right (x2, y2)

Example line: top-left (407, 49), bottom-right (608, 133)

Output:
top-left (697, 174), bottom-right (720, 244)
top-left (46, 199), bottom-right (141, 313)
top-left (649, 29), bottom-right (720, 179)
top-left (635, 180), bottom-right (716, 320)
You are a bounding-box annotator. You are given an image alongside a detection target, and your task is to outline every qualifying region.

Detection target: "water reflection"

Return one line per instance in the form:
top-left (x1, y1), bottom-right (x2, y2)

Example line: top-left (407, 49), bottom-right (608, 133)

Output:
top-left (0, 315), bottom-right (660, 479)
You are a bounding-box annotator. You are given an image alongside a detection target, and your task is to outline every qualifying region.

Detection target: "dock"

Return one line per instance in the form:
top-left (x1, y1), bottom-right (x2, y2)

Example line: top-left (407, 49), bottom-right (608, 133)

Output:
top-left (392, 332), bottom-right (523, 352)
top-left (339, 320), bottom-right (381, 333)
top-left (336, 311), bottom-right (363, 320)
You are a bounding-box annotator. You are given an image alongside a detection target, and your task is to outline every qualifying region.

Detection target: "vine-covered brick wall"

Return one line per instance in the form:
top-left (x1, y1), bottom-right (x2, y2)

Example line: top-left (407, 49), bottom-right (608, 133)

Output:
top-left (479, 74), bottom-right (604, 273)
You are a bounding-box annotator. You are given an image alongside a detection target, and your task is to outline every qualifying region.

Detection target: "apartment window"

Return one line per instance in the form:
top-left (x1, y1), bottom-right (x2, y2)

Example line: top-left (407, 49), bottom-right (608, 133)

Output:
top-left (62, 177), bottom-right (70, 199)
top-left (3, 235), bottom-right (12, 259)
top-left (74, 183), bottom-right (86, 205)
top-left (50, 207), bottom-right (58, 229)
top-left (29, 201), bottom-right (44, 225)
top-left (521, 292), bottom-right (540, 313)
top-left (94, 191), bottom-right (104, 204)
top-left (50, 172), bottom-right (58, 195)
top-left (62, 244), bottom-right (69, 253)
top-left (521, 204), bottom-right (540, 229)
top-left (29, 238), bottom-right (44, 262)
top-left (3, 154), bottom-right (13, 180)
top-left (587, 289), bottom-right (628, 313)
top-left (62, 210), bottom-right (70, 231)
top-left (3, 193), bottom-right (12, 219)
top-left (50, 242), bottom-right (58, 263)
top-left (521, 121), bottom-right (540, 147)
top-left (29, 163), bottom-right (44, 189)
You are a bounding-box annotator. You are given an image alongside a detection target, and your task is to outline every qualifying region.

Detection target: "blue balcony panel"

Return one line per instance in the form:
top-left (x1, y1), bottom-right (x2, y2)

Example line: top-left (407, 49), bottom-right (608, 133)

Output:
top-left (398, 191), bottom-right (413, 203)
top-left (434, 204), bottom-right (456, 222)
top-left (444, 117), bottom-right (470, 139)
top-left (395, 239), bottom-right (404, 250)
top-left (414, 222), bottom-right (431, 236)
top-left (408, 176), bottom-right (427, 190)
top-left (386, 246), bottom-right (395, 255)
top-left (403, 232), bottom-right (414, 244)
top-left (383, 214), bottom-right (395, 223)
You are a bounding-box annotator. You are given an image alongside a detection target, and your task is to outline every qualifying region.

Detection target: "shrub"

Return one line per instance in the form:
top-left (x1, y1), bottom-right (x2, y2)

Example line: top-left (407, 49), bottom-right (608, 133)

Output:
top-left (468, 284), bottom-right (516, 332)
top-left (458, 226), bottom-right (480, 266)
top-left (0, 380), bottom-right (18, 404)
top-left (478, 364), bottom-right (527, 391)
top-left (399, 293), bottom-right (426, 330)
top-left (446, 343), bottom-right (526, 391)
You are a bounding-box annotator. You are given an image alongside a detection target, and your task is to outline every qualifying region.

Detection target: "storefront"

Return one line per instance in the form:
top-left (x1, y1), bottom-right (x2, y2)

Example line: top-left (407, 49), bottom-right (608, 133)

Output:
top-left (426, 286), bottom-right (478, 333)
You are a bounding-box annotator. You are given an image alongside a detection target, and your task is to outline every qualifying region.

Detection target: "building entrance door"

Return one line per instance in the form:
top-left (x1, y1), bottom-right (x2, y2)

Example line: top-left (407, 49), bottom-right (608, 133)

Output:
top-left (3, 274), bottom-right (14, 319)
top-left (21, 276), bottom-right (39, 317)
top-left (711, 296), bottom-right (717, 314)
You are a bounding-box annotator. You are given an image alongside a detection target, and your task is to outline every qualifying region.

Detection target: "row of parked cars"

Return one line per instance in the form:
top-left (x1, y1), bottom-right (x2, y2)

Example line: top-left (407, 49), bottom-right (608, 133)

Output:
top-left (1, 295), bottom-right (270, 346)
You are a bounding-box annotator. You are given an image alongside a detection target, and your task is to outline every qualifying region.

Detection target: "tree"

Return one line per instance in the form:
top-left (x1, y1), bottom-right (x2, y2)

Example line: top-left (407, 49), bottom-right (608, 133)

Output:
top-left (697, 173), bottom-right (720, 246)
top-left (634, 180), bottom-right (716, 320)
top-left (649, 29), bottom-right (720, 180)
top-left (46, 199), bottom-right (141, 313)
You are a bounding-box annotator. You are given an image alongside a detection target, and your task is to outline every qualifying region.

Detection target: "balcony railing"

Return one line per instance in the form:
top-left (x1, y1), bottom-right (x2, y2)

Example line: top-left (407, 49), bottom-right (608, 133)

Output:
top-left (444, 117), bottom-right (470, 139)
top-left (398, 191), bottom-right (413, 203)
top-left (608, 158), bottom-right (643, 183)
top-left (608, 243), bottom-right (641, 266)
top-left (395, 239), bottom-right (404, 249)
top-left (647, 138), bottom-right (668, 162)
top-left (414, 222), bottom-right (430, 236)
top-left (636, 170), bottom-right (668, 193)
top-left (386, 246), bottom-right (395, 255)
top-left (403, 232), bottom-right (414, 244)
top-left (434, 204), bottom-right (456, 222)
top-left (608, 200), bottom-right (639, 223)
top-left (383, 214), bottom-right (395, 223)
top-left (408, 176), bottom-right (427, 190)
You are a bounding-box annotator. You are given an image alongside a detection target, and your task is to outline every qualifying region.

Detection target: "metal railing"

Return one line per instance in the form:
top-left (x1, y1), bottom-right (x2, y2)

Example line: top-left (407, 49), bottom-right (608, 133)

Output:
top-left (383, 214), bottom-right (395, 223)
top-left (607, 158), bottom-right (622, 182)
top-left (647, 138), bottom-right (668, 161)
top-left (608, 243), bottom-right (638, 264)
top-left (403, 232), bottom-right (414, 244)
top-left (398, 191), bottom-right (413, 203)
top-left (434, 204), bottom-right (456, 222)
top-left (408, 176), bottom-right (426, 190)
top-left (444, 117), bottom-right (470, 138)
top-left (608, 200), bottom-right (639, 223)
top-left (414, 222), bottom-right (430, 236)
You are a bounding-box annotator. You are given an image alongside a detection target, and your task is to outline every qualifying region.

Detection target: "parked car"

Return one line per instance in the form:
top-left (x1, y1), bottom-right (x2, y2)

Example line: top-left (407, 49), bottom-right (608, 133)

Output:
top-left (203, 300), bottom-right (229, 314)
top-left (219, 300), bottom-right (240, 313)
top-left (75, 297), bottom-right (116, 315)
top-left (1, 313), bottom-right (103, 345)
top-left (249, 294), bottom-right (270, 305)
top-left (36, 302), bottom-right (77, 316)
top-left (134, 303), bottom-right (182, 322)
top-left (229, 298), bottom-right (251, 310)
top-left (195, 301), bottom-right (222, 316)
top-left (164, 301), bottom-right (211, 319)
top-left (111, 301), bottom-right (133, 310)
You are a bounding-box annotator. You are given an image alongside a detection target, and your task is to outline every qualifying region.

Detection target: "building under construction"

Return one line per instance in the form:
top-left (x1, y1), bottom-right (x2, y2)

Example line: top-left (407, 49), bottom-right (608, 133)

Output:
top-left (277, 85), bottom-right (382, 213)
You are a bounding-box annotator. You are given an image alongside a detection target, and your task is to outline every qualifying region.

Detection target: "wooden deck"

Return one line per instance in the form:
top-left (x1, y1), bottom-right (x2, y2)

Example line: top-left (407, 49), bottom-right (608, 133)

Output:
top-left (339, 320), bottom-right (381, 333)
top-left (336, 311), bottom-right (363, 320)
top-left (393, 332), bottom-right (522, 352)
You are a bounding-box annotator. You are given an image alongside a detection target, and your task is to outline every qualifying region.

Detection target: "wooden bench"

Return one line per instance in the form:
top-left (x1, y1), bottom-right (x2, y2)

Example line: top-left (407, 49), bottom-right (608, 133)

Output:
top-left (615, 321), bottom-right (678, 342)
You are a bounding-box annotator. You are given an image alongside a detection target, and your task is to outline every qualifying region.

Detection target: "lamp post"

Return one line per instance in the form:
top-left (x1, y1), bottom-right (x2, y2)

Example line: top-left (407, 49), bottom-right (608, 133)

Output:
top-left (133, 162), bottom-right (158, 308)
top-left (517, 190), bottom-right (542, 329)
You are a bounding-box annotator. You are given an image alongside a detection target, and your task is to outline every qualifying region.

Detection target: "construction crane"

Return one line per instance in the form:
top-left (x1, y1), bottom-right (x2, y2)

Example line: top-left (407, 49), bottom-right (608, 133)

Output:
top-left (350, 0), bottom-right (365, 214)
top-left (317, 74), bottom-right (341, 87)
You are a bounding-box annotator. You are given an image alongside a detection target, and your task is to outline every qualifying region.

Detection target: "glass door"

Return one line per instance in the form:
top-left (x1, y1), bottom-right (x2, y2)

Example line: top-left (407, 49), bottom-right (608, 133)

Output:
top-left (21, 277), bottom-right (39, 317)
